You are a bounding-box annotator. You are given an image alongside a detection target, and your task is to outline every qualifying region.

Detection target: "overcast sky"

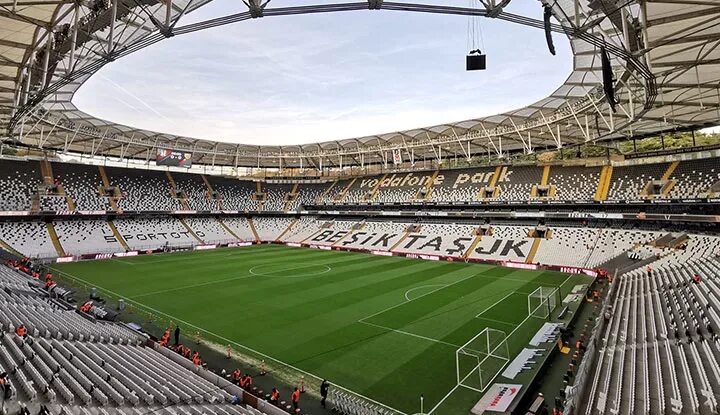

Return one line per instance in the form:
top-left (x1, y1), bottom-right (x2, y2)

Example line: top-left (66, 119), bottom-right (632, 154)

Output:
top-left (72, 0), bottom-right (573, 146)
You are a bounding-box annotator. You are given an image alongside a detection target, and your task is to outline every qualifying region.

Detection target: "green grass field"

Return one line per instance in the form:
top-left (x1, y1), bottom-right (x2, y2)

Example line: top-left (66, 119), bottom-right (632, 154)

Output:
top-left (52, 244), bottom-right (590, 414)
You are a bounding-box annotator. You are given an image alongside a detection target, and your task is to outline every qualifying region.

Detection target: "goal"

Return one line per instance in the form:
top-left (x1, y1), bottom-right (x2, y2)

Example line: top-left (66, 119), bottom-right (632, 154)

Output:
top-left (456, 328), bottom-right (510, 392)
top-left (527, 286), bottom-right (560, 319)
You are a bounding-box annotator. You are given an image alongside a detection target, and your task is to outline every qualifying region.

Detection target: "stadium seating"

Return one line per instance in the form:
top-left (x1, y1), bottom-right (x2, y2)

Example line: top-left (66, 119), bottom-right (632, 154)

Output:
top-left (112, 217), bottom-right (199, 250)
top-left (208, 177), bottom-right (258, 211)
top-left (393, 222), bottom-right (477, 257)
top-left (0, 159), bottom-right (41, 211)
top-left (0, 221), bottom-right (58, 259)
top-left (53, 220), bottom-right (125, 256)
top-left (52, 162), bottom-right (110, 211)
top-left (262, 183), bottom-right (294, 212)
top-left (172, 172), bottom-right (218, 211)
top-left (549, 166), bottom-right (602, 201)
top-left (281, 216), bottom-right (321, 243)
top-left (105, 166), bottom-right (181, 212)
top-left (0, 265), bottom-right (261, 415)
top-left (607, 162), bottom-right (669, 200)
top-left (0, 156), bottom-right (719, 212)
top-left (584, 253), bottom-right (720, 414)
top-left (320, 178), bottom-right (354, 203)
top-left (668, 157), bottom-right (720, 199)
top-left (220, 217), bottom-right (258, 241)
top-left (290, 182), bottom-right (328, 209)
top-left (496, 166), bottom-right (542, 201)
top-left (183, 217), bottom-right (238, 244)
top-left (332, 220), bottom-right (408, 251)
top-left (252, 216), bottom-right (294, 241)
top-left (428, 167), bottom-right (497, 203)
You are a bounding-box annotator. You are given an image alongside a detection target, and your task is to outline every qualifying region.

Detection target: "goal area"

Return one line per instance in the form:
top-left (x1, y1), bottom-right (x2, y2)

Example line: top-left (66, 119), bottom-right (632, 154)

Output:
top-left (456, 328), bottom-right (510, 392)
top-left (528, 286), bottom-right (561, 319)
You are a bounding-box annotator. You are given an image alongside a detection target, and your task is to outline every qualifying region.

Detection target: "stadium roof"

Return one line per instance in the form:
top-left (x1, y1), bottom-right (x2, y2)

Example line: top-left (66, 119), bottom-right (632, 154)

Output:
top-left (0, 0), bottom-right (719, 169)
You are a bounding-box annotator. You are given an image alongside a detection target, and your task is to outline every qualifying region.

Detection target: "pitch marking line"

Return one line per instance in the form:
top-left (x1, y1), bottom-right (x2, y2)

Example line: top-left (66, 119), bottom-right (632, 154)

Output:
top-left (404, 284), bottom-right (447, 301)
top-left (358, 320), bottom-right (461, 349)
top-left (475, 316), bottom-right (516, 327)
top-left (52, 268), bottom-right (406, 415)
top-left (248, 264), bottom-right (332, 278)
top-left (131, 274), bottom-right (255, 299)
top-left (474, 291), bottom-right (517, 318)
top-left (357, 272), bottom-right (480, 323)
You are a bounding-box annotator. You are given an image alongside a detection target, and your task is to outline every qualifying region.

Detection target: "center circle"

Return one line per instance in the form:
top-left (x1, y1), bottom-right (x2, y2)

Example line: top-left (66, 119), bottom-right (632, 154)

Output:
top-left (249, 263), bottom-right (332, 278)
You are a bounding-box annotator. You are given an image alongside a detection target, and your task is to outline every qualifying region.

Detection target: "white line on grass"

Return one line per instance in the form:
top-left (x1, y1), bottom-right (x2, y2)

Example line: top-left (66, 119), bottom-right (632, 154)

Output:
top-left (474, 316), bottom-right (516, 327)
top-left (358, 320), bottom-right (461, 349)
top-left (111, 258), bottom-right (136, 265)
top-left (248, 264), bottom-right (332, 278)
top-left (358, 272), bottom-right (480, 323)
top-left (427, 384), bottom-right (460, 415)
top-left (404, 284), bottom-right (447, 301)
top-left (131, 274), bottom-right (255, 298)
top-left (474, 291), bottom-right (517, 318)
top-left (52, 269), bottom-right (407, 415)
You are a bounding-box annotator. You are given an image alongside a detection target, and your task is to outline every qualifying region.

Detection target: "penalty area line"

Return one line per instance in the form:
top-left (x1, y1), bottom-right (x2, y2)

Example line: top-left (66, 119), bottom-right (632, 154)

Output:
top-left (474, 290), bottom-right (517, 318)
top-left (357, 320), bottom-right (461, 349)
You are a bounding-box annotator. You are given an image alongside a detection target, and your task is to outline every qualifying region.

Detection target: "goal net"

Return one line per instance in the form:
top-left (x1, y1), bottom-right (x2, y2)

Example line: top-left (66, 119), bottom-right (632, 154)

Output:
top-left (456, 328), bottom-right (510, 393)
top-left (528, 286), bottom-right (560, 319)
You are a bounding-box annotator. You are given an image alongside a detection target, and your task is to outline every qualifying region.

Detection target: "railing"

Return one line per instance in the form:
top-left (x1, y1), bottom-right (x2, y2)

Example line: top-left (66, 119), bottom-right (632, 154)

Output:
top-left (562, 271), bottom-right (619, 414)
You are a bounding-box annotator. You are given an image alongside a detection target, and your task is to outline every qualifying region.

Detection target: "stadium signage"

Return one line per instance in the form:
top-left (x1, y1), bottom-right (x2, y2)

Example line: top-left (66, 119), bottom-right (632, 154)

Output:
top-left (400, 235), bottom-right (471, 257)
top-left (228, 242), bottom-right (253, 247)
top-left (357, 172), bottom-right (439, 190)
top-left (481, 383), bottom-right (522, 412)
top-left (450, 167), bottom-right (513, 189)
top-left (55, 256), bottom-right (74, 263)
top-left (114, 251), bottom-right (138, 257)
top-left (501, 261), bottom-right (537, 270)
top-left (156, 148), bottom-right (192, 167)
top-left (475, 239), bottom-right (528, 258)
top-left (371, 250), bottom-right (393, 256)
top-left (105, 230), bottom-right (196, 243)
top-left (195, 244), bottom-right (217, 250)
top-left (405, 253), bottom-right (440, 261)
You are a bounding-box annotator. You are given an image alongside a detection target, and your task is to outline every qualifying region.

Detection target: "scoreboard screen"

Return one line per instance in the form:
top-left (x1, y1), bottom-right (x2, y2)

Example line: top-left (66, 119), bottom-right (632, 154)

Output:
top-left (156, 148), bottom-right (192, 168)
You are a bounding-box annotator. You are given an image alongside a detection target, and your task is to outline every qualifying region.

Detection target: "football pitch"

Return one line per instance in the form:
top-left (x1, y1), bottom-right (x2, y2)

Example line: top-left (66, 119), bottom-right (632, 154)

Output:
top-left (52, 244), bottom-right (591, 414)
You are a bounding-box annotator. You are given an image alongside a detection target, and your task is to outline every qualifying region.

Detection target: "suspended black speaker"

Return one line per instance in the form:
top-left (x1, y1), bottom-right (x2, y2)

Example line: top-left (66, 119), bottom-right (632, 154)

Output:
top-left (543, 5), bottom-right (556, 56)
top-left (601, 46), bottom-right (616, 112)
top-left (467, 55), bottom-right (486, 71)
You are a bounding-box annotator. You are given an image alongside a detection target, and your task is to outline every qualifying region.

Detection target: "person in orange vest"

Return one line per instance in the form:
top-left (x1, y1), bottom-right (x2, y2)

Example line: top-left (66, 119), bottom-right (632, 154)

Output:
top-left (192, 351), bottom-right (201, 366)
top-left (241, 374), bottom-right (253, 389)
top-left (15, 324), bottom-right (26, 338)
top-left (79, 302), bottom-right (92, 313)
top-left (693, 274), bottom-right (702, 284)
top-left (159, 329), bottom-right (170, 347)
top-left (291, 387), bottom-right (300, 412)
top-left (231, 368), bottom-right (242, 384)
top-left (270, 387), bottom-right (280, 405)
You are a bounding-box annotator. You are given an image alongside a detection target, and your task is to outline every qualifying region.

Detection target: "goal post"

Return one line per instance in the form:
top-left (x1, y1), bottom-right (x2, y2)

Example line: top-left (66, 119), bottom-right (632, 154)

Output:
top-left (528, 286), bottom-right (561, 319)
top-left (456, 328), bottom-right (510, 392)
